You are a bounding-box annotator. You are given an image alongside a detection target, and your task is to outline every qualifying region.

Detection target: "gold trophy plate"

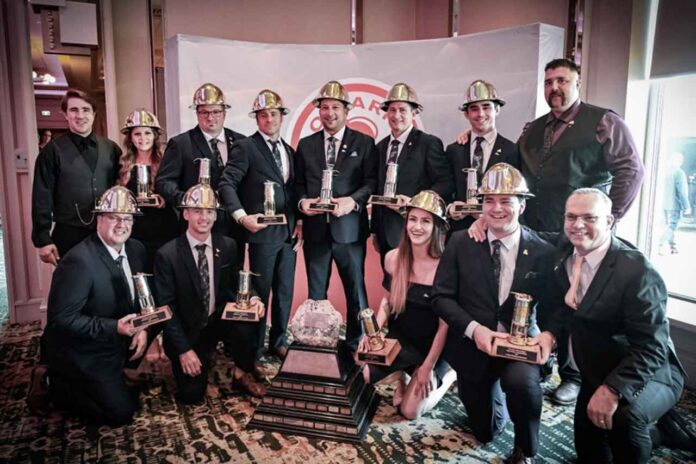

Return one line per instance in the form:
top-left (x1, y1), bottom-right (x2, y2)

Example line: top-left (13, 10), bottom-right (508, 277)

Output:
top-left (453, 203), bottom-right (482, 214)
top-left (368, 195), bottom-right (399, 206)
top-left (307, 201), bottom-right (337, 212)
top-left (492, 337), bottom-right (541, 364)
top-left (132, 305), bottom-right (172, 329)
top-left (258, 214), bottom-right (288, 225)
top-left (222, 302), bottom-right (260, 322)
top-left (137, 195), bottom-right (163, 207)
top-left (357, 339), bottom-right (401, 366)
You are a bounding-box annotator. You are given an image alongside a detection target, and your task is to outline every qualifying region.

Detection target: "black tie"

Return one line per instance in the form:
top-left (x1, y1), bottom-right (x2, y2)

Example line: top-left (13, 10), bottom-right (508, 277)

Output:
top-left (210, 138), bottom-right (224, 167)
top-left (196, 244), bottom-right (210, 314)
top-left (326, 136), bottom-right (337, 168)
top-left (387, 139), bottom-right (400, 164)
top-left (543, 118), bottom-right (562, 152)
top-left (115, 256), bottom-right (133, 304)
top-left (472, 136), bottom-right (485, 174)
top-left (269, 140), bottom-right (284, 176)
top-left (491, 239), bottom-right (502, 293)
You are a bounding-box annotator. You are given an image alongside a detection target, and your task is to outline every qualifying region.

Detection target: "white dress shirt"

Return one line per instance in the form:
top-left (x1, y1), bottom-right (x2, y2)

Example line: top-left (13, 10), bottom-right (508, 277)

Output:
top-left (202, 130), bottom-right (228, 165)
top-left (186, 231), bottom-right (215, 315)
top-left (262, 134), bottom-right (290, 182)
top-left (387, 125), bottom-right (414, 164)
top-left (324, 126), bottom-right (346, 165)
top-left (469, 129), bottom-right (498, 170)
top-left (97, 234), bottom-right (134, 301)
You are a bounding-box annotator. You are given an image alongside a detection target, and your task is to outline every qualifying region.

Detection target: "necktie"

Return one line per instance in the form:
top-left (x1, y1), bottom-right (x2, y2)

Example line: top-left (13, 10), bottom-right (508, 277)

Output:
top-left (543, 118), bottom-right (561, 152)
top-left (326, 136), bottom-right (337, 168)
top-left (565, 255), bottom-right (585, 309)
top-left (115, 256), bottom-right (133, 303)
top-left (269, 140), bottom-right (284, 176)
top-left (210, 138), bottom-right (224, 167)
top-left (472, 136), bottom-right (485, 174)
top-left (387, 139), bottom-right (400, 164)
top-left (491, 239), bottom-right (502, 293)
top-left (196, 244), bottom-right (211, 314)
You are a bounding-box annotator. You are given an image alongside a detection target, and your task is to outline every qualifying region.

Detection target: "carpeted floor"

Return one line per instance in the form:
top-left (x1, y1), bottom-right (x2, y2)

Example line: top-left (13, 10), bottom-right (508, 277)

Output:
top-left (0, 322), bottom-right (694, 463)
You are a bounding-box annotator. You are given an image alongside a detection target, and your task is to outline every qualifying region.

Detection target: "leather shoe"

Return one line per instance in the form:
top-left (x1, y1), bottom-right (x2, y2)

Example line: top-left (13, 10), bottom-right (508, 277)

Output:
top-left (657, 408), bottom-right (696, 453)
top-left (506, 447), bottom-right (536, 464)
top-left (234, 372), bottom-right (267, 398)
top-left (552, 380), bottom-right (580, 405)
top-left (273, 345), bottom-right (288, 360)
top-left (26, 363), bottom-right (51, 416)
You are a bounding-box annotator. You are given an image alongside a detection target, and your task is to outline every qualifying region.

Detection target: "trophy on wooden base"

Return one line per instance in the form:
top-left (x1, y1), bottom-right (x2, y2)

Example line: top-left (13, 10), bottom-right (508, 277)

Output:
top-left (453, 168), bottom-right (483, 214)
top-left (258, 180), bottom-right (287, 225)
top-left (492, 292), bottom-right (541, 364)
top-left (222, 270), bottom-right (261, 321)
top-left (131, 273), bottom-right (172, 329)
top-left (134, 164), bottom-right (162, 207)
top-left (307, 169), bottom-right (338, 212)
top-left (357, 308), bottom-right (401, 366)
top-left (369, 162), bottom-right (400, 206)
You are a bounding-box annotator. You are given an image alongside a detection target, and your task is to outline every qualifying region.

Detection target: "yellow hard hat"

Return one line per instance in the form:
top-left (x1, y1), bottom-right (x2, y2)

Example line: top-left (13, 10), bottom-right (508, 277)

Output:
top-left (189, 83), bottom-right (230, 109)
top-left (459, 80), bottom-right (506, 111)
top-left (312, 81), bottom-right (351, 108)
top-left (478, 163), bottom-right (533, 197)
top-left (120, 108), bottom-right (162, 134)
top-left (92, 186), bottom-right (142, 215)
top-left (405, 190), bottom-right (447, 222)
top-left (380, 83), bottom-right (423, 113)
top-left (248, 89), bottom-right (289, 118)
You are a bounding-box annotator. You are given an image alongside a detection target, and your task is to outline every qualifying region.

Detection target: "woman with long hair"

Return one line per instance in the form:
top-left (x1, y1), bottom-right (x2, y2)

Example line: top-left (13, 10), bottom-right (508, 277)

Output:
top-left (360, 190), bottom-right (455, 419)
top-left (118, 109), bottom-right (178, 270)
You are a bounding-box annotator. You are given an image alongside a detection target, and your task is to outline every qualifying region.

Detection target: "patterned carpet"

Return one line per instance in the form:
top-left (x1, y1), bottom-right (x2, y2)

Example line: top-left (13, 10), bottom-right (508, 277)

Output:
top-left (0, 322), bottom-right (694, 463)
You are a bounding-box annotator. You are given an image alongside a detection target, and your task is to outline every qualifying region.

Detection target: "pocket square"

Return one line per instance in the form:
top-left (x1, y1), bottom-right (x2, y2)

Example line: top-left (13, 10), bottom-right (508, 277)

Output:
top-left (349, 151), bottom-right (358, 157)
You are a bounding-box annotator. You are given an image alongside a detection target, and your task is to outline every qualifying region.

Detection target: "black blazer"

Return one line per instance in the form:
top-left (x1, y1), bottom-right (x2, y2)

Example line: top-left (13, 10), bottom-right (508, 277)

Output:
top-left (295, 128), bottom-right (378, 244)
top-left (432, 226), bottom-right (554, 381)
top-left (154, 234), bottom-right (238, 356)
top-left (446, 133), bottom-right (519, 231)
top-left (545, 237), bottom-right (685, 402)
top-left (218, 131), bottom-right (297, 244)
top-left (371, 128), bottom-right (453, 249)
top-left (156, 126), bottom-right (246, 207)
top-left (45, 234), bottom-right (146, 380)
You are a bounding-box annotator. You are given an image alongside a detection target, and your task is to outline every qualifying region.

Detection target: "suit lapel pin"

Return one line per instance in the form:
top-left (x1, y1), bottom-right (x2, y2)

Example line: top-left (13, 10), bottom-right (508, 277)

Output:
top-left (494, 148), bottom-right (502, 156)
top-left (341, 144), bottom-right (348, 151)
top-left (215, 248), bottom-right (220, 257)
top-left (523, 249), bottom-right (529, 255)
top-left (567, 120), bottom-right (575, 128)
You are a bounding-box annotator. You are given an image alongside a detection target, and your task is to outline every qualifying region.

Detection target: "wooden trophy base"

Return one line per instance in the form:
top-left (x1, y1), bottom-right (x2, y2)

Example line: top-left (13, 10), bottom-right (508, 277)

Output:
top-left (258, 214), bottom-right (287, 225)
top-left (222, 302), bottom-right (259, 322)
top-left (493, 337), bottom-right (541, 364)
top-left (136, 195), bottom-right (162, 207)
top-left (368, 195), bottom-right (399, 206)
top-left (132, 306), bottom-right (172, 329)
top-left (357, 339), bottom-right (401, 366)
top-left (307, 201), bottom-right (337, 212)
top-left (248, 342), bottom-right (379, 443)
top-left (453, 203), bottom-right (482, 214)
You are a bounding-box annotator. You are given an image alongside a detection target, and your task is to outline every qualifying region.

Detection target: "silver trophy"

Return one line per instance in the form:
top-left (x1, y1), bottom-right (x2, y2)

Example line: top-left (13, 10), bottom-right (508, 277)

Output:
top-left (223, 269), bottom-right (261, 321)
top-left (198, 158), bottom-right (211, 185)
top-left (369, 162), bottom-right (400, 206)
top-left (258, 180), bottom-right (287, 225)
top-left (131, 273), bottom-right (172, 329)
top-left (454, 168), bottom-right (483, 214)
top-left (308, 168), bottom-right (338, 212)
top-left (134, 164), bottom-right (162, 207)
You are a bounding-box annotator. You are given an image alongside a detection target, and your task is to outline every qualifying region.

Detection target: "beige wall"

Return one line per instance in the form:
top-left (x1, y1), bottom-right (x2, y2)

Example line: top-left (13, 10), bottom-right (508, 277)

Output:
top-left (459, 0), bottom-right (568, 34)
top-left (363, 0), bottom-right (416, 43)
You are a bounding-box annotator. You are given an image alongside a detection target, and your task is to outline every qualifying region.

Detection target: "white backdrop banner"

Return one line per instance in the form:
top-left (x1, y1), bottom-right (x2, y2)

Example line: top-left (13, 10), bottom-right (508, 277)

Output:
top-left (164, 23), bottom-right (564, 147)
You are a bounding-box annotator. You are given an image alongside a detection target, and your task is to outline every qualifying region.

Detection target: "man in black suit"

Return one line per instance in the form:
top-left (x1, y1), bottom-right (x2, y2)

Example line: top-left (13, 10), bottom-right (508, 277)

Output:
top-left (433, 164), bottom-right (554, 464)
top-left (535, 188), bottom-right (692, 463)
top-left (219, 89), bottom-right (299, 362)
top-left (295, 80), bottom-right (378, 350)
top-left (370, 83), bottom-right (452, 266)
top-left (154, 182), bottom-right (266, 404)
top-left (446, 80), bottom-right (519, 232)
top-left (155, 83), bottom-right (246, 249)
top-left (42, 187), bottom-right (148, 425)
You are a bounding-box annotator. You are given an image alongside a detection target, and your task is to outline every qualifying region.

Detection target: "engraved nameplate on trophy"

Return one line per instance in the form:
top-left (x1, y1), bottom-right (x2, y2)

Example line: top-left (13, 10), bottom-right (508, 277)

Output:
top-left (258, 180), bottom-right (287, 225)
top-left (308, 169), bottom-right (338, 212)
top-left (492, 292), bottom-right (541, 364)
top-left (131, 273), bottom-right (172, 329)
top-left (356, 308), bottom-right (401, 366)
top-left (222, 270), bottom-right (260, 321)
top-left (134, 164), bottom-right (162, 207)
top-left (369, 163), bottom-right (400, 206)
top-left (454, 168), bottom-right (483, 214)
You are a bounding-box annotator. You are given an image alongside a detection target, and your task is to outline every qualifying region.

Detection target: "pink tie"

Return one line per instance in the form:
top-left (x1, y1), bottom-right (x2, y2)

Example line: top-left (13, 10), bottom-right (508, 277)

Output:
top-left (565, 255), bottom-right (585, 309)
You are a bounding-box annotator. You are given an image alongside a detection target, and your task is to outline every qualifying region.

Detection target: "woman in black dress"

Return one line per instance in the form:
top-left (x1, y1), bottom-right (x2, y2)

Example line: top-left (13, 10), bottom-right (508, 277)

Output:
top-left (360, 190), bottom-right (455, 419)
top-left (118, 109), bottom-right (178, 271)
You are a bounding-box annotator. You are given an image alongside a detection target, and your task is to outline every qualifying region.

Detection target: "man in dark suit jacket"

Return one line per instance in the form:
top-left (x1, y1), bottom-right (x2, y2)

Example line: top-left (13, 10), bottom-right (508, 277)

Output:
top-left (219, 89), bottom-right (299, 362)
top-left (154, 182), bottom-right (266, 404)
top-left (296, 81), bottom-right (378, 350)
top-left (370, 83), bottom-right (453, 266)
top-left (42, 187), bottom-right (148, 426)
top-left (155, 83), bottom-right (246, 251)
top-left (446, 80), bottom-right (519, 232)
top-left (432, 164), bottom-right (553, 464)
top-left (535, 188), bottom-right (691, 463)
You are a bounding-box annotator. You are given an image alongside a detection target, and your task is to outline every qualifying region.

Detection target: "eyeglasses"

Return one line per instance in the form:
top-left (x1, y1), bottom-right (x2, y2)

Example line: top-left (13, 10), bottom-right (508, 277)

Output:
top-left (564, 214), bottom-right (600, 224)
top-left (196, 110), bottom-right (225, 118)
top-left (104, 214), bottom-right (134, 225)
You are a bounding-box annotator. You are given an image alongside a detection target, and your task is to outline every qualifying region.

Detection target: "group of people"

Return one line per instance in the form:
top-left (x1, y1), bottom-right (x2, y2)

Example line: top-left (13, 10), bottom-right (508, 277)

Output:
top-left (26, 57), bottom-right (695, 463)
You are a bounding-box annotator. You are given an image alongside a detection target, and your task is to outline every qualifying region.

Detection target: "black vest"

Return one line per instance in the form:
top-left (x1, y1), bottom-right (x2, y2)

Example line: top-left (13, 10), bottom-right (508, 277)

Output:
top-left (519, 102), bottom-right (610, 232)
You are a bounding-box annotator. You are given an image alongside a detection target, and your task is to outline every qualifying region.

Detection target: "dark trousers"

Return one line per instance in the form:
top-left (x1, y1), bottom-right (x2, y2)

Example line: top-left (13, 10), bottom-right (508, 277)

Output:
top-left (249, 240), bottom-right (296, 358)
top-left (52, 223), bottom-right (94, 257)
top-left (456, 360), bottom-right (542, 457)
top-left (574, 375), bottom-right (683, 464)
top-left (167, 316), bottom-right (257, 404)
top-left (303, 236), bottom-right (367, 350)
top-left (557, 334), bottom-right (582, 385)
top-left (49, 371), bottom-right (139, 426)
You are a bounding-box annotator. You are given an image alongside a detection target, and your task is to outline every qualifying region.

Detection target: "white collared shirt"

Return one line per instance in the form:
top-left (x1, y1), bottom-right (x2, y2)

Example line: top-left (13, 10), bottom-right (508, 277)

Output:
top-left (97, 233), bottom-right (134, 300)
top-left (202, 129), bottom-right (228, 165)
top-left (386, 125), bottom-right (414, 164)
top-left (469, 130), bottom-right (498, 169)
top-left (186, 231), bottom-right (215, 315)
top-left (262, 133), bottom-right (290, 182)
top-left (324, 126), bottom-right (347, 166)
